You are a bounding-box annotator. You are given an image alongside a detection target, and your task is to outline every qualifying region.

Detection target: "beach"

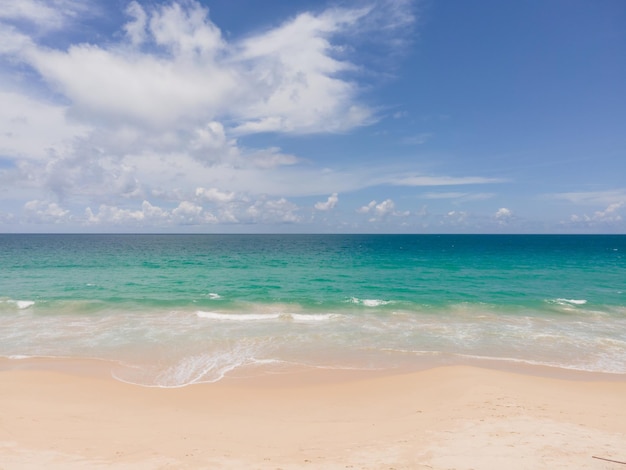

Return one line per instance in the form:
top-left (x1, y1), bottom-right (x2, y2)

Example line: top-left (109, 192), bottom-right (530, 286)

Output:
top-left (1, 235), bottom-right (625, 468)
top-left (1, 360), bottom-right (625, 469)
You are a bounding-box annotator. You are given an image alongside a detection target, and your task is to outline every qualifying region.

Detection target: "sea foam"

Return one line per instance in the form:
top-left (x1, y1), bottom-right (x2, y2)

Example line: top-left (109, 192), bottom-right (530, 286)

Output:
top-left (552, 298), bottom-right (588, 306)
top-left (348, 297), bottom-right (391, 307)
top-left (196, 311), bottom-right (337, 322)
top-left (197, 311), bottom-right (282, 321)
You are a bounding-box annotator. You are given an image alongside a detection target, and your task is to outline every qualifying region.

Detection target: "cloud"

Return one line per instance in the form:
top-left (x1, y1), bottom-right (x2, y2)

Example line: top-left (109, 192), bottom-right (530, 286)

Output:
top-left (494, 207), bottom-right (512, 219)
top-left (195, 187), bottom-right (237, 204)
top-left (445, 210), bottom-right (468, 224)
top-left (593, 202), bottom-right (624, 222)
top-left (551, 189), bottom-right (626, 228)
top-left (357, 198), bottom-right (408, 221)
top-left (0, 0), bottom-right (90, 31)
top-left (314, 193), bottom-right (339, 211)
top-left (0, 0), bottom-right (421, 230)
top-left (84, 200), bottom-right (217, 226)
top-left (0, 91), bottom-right (91, 161)
top-left (494, 207), bottom-right (513, 225)
top-left (246, 197), bottom-right (300, 224)
top-left (570, 201), bottom-right (624, 224)
top-left (23, 199), bottom-right (69, 223)
top-left (2, 0), bottom-right (403, 134)
top-left (551, 189), bottom-right (626, 206)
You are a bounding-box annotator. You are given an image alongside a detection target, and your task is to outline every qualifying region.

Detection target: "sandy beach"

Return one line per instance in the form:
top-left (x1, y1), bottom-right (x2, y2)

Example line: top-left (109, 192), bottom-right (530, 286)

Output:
top-left (0, 360), bottom-right (625, 469)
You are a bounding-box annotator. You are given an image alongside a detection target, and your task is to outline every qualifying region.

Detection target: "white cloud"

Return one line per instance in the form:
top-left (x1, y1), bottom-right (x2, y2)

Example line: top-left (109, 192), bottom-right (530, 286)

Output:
top-left (570, 201), bottom-right (624, 224)
top-left (124, 1), bottom-right (148, 46)
top-left (195, 187), bottom-right (237, 204)
top-left (374, 199), bottom-right (396, 217)
top-left (357, 198), bottom-right (407, 221)
top-left (23, 199), bottom-right (69, 223)
top-left (593, 202), bottom-right (623, 221)
top-left (0, 1), bottom-right (423, 231)
top-left (0, 91), bottom-right (91, 161)
top-left (552, 189), bottom-right (626, 206)
top-left (494, 207), bottom-right (513, 225)
top-left (551, 190), bottom-right (626, 228)
top-left (172, 201), bottom-right (216, 224)
top-left (0, 0), bottom-right (89, 31)
top-left (85, 200), bottom-right (216, 226)
top-left (3, 1), bottom-right (396, 134)
top-left (495, 207), bottom-right (512, 219)
top-left (357, 200), bottom-right (377, 214)
top-left (445, 210), bottom-right (468, 224)
top-left (314, 193), bottom-right (339, 211)
top-left (86, 203), bottom-right (147, 225)
top-left (246, 197), bottom-right (300, 224)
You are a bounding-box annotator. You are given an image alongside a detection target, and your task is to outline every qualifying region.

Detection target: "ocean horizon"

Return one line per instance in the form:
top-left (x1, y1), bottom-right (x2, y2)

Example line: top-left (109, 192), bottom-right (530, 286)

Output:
top-left (1, 233), bottom-right (625, 386)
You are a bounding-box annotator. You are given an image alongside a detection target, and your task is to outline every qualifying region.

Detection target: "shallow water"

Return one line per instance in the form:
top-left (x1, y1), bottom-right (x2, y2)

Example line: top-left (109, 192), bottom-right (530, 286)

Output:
top-left (1, 234), bottom-right (625, 386)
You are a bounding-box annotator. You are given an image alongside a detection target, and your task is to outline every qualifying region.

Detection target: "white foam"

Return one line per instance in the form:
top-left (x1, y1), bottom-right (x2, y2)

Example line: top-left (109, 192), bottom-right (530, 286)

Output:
top-left (348, 297), bottom-right (390, 307)
top-left (452, 353), bottom-right (625, 375)
top-left (15, 300), bottom-right (35, 309)
top-left (207, 293), bottom-right (221, 299)
top-left (196, 311), bottom-right (281, 321)
top-left (116, 349), bottom-right (283, 388)
top-left (290, 313), bottom-right (339, 322)
top-left (555, 298), bottom-right (587, 306)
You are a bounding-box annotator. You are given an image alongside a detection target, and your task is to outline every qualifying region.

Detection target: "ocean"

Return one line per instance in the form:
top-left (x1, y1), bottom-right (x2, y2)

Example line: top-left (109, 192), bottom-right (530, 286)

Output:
top-left (1, 234), bottom-right (625, 386)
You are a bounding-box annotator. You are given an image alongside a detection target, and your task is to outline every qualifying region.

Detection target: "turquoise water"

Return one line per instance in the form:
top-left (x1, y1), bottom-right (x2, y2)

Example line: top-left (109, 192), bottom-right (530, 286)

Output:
top-left (1, 234), bottom-right (625, 385)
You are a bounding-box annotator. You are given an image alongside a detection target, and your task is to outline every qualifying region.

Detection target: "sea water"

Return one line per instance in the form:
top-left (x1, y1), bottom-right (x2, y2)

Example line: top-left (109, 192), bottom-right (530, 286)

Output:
top-left (1, 234), bottom-right (624, 386)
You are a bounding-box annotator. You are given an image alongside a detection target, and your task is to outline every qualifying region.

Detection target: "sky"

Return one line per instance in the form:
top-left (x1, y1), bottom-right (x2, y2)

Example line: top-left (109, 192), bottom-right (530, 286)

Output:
top-left (0, 0), bottom-right (625, 233)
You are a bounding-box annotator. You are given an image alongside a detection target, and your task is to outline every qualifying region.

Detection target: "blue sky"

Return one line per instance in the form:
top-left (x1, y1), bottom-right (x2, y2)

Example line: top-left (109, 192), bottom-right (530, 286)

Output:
top-left (0, 0), bottom-right (624, 233)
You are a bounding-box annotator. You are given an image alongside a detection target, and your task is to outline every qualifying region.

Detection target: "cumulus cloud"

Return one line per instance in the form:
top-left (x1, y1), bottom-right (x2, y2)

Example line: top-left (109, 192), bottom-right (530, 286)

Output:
top-left (494, 207), bottom-right (512, 219)
top-left (445, 210), bottom-right (468, 224)
top-left (314, 193), bottom-right (339, 211)
top-left (0, 0), bottom-right (423, 230)
top-left (357, 198), bottom-right (408, 221)
top-left (3, 0), bottom-right (389, 134)
top-left (246, 197), bottom-right (300, 224)
top-left (552, 189), bottom-right (625, 228)
top-left (0, 91), bottom-right (90, 161)
top-left (570, 202), bottom-right (624, 224)
top-left (85, 200), bottom-right (215, 226)
top-left (24, 199), bottom-right (69, 223)
top-left (494, 207), bottom-right (513, 225)
top-left (195, 187), bottom-right (237, 204)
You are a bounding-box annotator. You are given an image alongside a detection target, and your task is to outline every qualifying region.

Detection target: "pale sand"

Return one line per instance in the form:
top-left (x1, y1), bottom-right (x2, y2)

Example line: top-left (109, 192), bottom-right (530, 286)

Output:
top-left (1, 361), bottom-right (625, 469)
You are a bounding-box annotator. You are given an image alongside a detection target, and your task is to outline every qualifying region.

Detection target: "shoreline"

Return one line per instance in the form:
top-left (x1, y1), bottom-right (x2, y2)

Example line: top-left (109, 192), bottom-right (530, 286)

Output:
top-left (1, 358), bottom-right (626, 469)
top-left (2, 354), bottom-right (624, 385)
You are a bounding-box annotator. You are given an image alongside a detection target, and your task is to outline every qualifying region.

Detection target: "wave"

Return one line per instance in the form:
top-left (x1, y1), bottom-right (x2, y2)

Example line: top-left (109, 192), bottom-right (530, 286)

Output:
top-left (291, 313), bottom-right (339, 322)
top-left (347, 297), bottom-right (391, 307)
top-left (113, 347), bottom-right (283, 388)
top-left (0, 299), bottom-right (35, 310)
top-left (548, 298), bottom-right (588, 306)
top-left (197, 311), bottom-right (281, 321)
top-left (195, 311), bottom-right (339, 322)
